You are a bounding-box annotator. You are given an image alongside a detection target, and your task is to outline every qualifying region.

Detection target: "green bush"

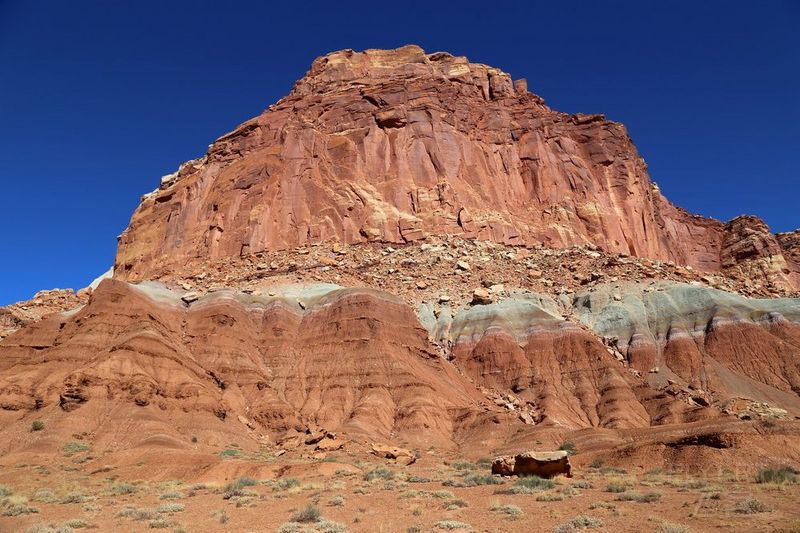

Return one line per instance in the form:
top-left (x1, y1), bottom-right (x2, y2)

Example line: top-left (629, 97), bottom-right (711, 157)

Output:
top-left (31, 420), bottom-right (45, 432)
top-left (558, 442), bottom-right (577, 455)
top-left (219, 448), bottom-right (242, 458)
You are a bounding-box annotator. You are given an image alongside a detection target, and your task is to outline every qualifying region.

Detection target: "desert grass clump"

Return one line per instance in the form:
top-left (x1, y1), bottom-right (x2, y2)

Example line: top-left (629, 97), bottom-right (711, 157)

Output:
top-left (0, 485), bottom-right (11, 497)
top-left (63, 519), bottom-right (89, 528)
top-left (446, 498), bottom-right (469, 510)
top-left (598, 466), bottom-right (627, 475)
top-left (316, 520), bottom-right (347, 532)
top-left (156, 503), bottom-right (185, 513)
top-left (159, 490), bottom-right (183, 500)
top-left (605, 481), bottom-right (627, 493)
top-left (553, 515), bottom-right (603, 532)
top-left (31, 489), bottom-right (57, 503)
top-left (734, 498), bottom-right (771, 514)
top-left (117, 506), bottom-right (158, 521)
top-left (588, 501), bottom-right (616, 511)
top-left (363, 467), bottom-right (394, 482)
top-left (462, 473), bottom-right (504, 486)
top-left (434, 520), bottom-right (472, 530)
top-left (328, 495), bottom-right (345, 507)
top-left (223, 478), bottom-right (259, 500)
top-left (148, 517), bottom-right (171, 529)
top-left (504, 475), bottom-right (554, 494)
top-left (2, 495), bottom-right (39, 516)
top-left (756, 467), bottom-right (799, 485)
top-left (62, 441), bottom-right (89, 457)
top-left (111, 482), bottom-right (137, 495)
top-left (614, 491), bottom-right (661, 503)
top-left (656, 522), bottom-right (691, 533)
top-left (219, 448), bottom-right (242, 459)
top-left (31, 420), bottom-right (45, 432)
top-left (558, 441), bottom-right (577, 455)
top-left (490, 502), bottom-right (523, 520)
top-left (273, 477), bottom-right (301, 491)
top-left (536, 493), bottom-right (564, 502)
top-left (60, 492), bottom-right (87, 504)
top-left (290, 504), bottom-right (321, 523)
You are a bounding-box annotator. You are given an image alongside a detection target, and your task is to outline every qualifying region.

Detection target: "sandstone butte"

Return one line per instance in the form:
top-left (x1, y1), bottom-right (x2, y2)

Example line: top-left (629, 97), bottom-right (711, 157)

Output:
top-left (114, 45), bottom-right (799, 291)
top-left (1, 46), bottom-right (800, 532)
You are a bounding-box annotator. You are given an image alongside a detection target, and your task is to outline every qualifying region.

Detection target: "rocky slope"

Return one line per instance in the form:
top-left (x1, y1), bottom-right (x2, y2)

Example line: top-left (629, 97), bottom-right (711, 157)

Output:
top-left (114, 45), bottom-right (798, 290)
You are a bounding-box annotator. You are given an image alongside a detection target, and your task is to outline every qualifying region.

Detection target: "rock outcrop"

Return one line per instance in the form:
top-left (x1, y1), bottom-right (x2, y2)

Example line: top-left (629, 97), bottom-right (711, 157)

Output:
top-left (491, 450), bottom-right (572, 478)
top-left (113, 45), bottom-right (799, 289)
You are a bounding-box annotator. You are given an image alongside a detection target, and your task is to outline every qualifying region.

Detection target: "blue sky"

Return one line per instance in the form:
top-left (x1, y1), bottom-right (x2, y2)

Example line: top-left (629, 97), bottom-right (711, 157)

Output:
top-left (0, 1), bottom-right (798, 304)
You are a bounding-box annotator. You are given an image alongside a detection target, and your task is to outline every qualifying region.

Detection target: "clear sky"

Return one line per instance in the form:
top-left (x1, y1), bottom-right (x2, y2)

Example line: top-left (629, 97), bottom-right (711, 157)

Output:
top-left (1, 1), bottom-right (798, 305)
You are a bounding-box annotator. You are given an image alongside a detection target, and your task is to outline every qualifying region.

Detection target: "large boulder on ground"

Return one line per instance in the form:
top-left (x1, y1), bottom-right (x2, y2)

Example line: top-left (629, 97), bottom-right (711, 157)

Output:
top-left (492, 450), bottom-right (572, 478)
top-left (491, 455), bottom-right (515, 476)
top-left (514, 450), bottom-right (572, 478)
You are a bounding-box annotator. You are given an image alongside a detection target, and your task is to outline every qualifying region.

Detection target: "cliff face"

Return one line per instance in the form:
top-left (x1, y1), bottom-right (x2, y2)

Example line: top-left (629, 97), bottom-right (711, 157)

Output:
top-left (115, 45), bottom-right (795, 283)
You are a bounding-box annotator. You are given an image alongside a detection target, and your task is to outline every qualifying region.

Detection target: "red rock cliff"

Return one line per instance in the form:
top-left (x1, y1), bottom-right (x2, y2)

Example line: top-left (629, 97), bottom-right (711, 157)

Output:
top-left (114, 45), bottom-right (795, 285)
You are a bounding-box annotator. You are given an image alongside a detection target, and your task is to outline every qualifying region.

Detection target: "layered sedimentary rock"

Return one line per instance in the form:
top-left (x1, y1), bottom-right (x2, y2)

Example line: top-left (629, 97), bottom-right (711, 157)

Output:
top-left (721, 216), bottom-right (799, 291)
top-left (114, 45), bottom-right (799, 288)
top-left (0, 280), bottom-right (508, 448)
top-left (574, 281), bottom-right (800, 416)
top-left (1, 276), bottom-right (798, 456)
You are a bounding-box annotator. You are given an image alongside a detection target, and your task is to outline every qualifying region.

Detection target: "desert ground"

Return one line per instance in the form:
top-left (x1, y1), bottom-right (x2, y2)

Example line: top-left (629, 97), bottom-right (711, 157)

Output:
top-left (1, 433), bottom-right (799, 533)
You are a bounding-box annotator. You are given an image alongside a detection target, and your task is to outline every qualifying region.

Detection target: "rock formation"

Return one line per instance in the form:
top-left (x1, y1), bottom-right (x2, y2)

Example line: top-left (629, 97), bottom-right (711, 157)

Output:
top-left (491, 451), bottom-right (572, 478)
top-left (1, 46), bottom-right (799, 474)
top-left (113, 45), bottom-right (798, 290)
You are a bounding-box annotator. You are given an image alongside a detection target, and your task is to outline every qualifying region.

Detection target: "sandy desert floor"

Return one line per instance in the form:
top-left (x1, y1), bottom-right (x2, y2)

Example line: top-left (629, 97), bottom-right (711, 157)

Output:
top-left (1, 445), bottom-right (798, 533)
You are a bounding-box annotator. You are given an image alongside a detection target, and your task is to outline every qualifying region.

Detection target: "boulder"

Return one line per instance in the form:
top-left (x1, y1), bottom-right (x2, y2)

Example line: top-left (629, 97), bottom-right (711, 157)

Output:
top-left (491, 456), bottom-right (515, 476)
top-left (492, 450), bottom-right (572, 478)
top-left (471, 288), bottom-right (493, 305)
top-left (371, 443), bottom-right (416, 466)
top-left (513, 450), bottom-right (572, 478)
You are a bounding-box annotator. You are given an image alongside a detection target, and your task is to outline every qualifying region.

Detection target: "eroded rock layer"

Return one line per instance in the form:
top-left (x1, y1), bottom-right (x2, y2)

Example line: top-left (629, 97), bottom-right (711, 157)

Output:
top-left (574, 281), bottom-right (800, 416)
top-left (0, 280), bottom-right (514, 449)
top-left (2, 278), bottom-right (798, 456)
top-left (114, 45), bottom-right (799, 288)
